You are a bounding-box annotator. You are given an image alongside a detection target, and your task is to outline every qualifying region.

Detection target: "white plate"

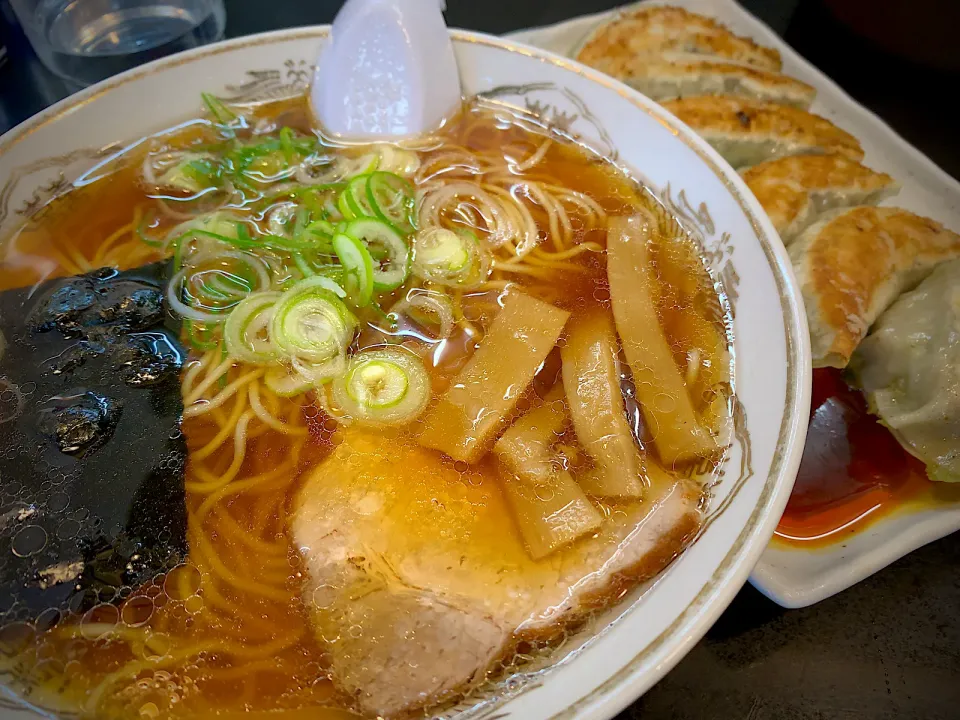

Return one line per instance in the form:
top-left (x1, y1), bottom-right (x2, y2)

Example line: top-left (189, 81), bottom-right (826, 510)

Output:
top-left (0, 27), bottom-right (809, 719)
top-left (509, 0), bottom-right (960, 609)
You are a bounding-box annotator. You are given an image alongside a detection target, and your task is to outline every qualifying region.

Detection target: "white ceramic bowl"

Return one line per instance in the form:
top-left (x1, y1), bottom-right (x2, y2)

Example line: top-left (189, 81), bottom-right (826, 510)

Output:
top-left (0, 29), bottom-right (810, 720)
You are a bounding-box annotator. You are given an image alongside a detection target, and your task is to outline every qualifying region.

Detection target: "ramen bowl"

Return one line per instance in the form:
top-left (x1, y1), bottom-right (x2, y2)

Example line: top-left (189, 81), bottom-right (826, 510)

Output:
top-left (0, 29), bottom-right (810, 720)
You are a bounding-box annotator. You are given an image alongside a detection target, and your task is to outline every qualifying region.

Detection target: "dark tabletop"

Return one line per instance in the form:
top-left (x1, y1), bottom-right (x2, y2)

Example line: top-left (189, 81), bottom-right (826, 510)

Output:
top-left (1, 1), bottom-right (958, 719)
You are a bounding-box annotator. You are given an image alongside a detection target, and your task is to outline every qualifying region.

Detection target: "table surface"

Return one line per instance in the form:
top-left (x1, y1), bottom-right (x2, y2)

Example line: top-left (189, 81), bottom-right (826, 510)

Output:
top-left (1, 2), bottom-right (958, 719)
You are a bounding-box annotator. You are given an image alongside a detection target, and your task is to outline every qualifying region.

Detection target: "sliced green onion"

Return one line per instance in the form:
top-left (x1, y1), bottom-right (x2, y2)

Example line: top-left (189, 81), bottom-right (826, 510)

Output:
top-left (332, 232), bottom-right (374, 307)
top-left (292, 206), bottom-right (311, 240)
top-left (291, 353), bottom-right (348, 386)
top-left (390, 288), bottom-right (455, 341)
top-left (307, 219), bottom-right (336, 237)
top-left (301, 274), bottom-right (347, 298)
top-left (269, 182), bottom-right (344, 208)
top-left (184, 319), bottom-right (221, 351)
top-left (169, 261), bottom-right (261, 324)
top-left (136, 205), bottom-right (167, 248)
top-left (251, 232), bottom-right (321, 252)
top-left (202, 92), bottom-right (237, 123)
top-left (373, 145), bottom-right (420, 176)
top-left (331, 348), bottom-right (431, 425)
top-left (338, 191), bottom-right (357, 221)
top-left (296, 155), bottom-right (340, 184)
top-left (337, 153), bottom-right (379, 181)
top-left (292, 252), bottom-right (316, 278)
top-left (344, 218), bottom-right (409, 291)
top-left (152, 153), bottom-right (221, 193)
top-left (195, 267), bottom-right (254, 302)
top-left (182, 157), bottom-right (222, 189)
top-left (313, 267), bottom-right (348, 291)
top-left (366, 171), bottom-right (415, 233)
top-left (349, 360), bottom-right (407, 408)
top-left (224, 292), bottom-right (281, 364)
top-left (235, 222), bottom-right (256, 245)
top-left (412, 227), bottom-right (489, 289)
top-left (169, 212), bottom-right (249, 249)
top-left (346, 174), bottom-right (378, 218)
top-left (322, 193), bottom-right (342, 221)
top-left (415, 227), bottom-right (469, 272)
top-left (245, 152), bottom-right (291, 183)
top-left (266, 202), bottom-right (297, 237)
top-left (264, 365), bottom-right (315, 397)
top-left (270, 277), bottom-right (356, 363)
top-left (226, 131), bottom-right (317, 184)
top-left (279, 127), bottom-right (296, 163)
top-left (174, 222), bottom-right (324, 254)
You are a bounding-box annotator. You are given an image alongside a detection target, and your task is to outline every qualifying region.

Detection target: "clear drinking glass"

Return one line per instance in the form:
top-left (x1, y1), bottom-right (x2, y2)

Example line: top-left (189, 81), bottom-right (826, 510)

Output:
top-left (9, 0), bottom-right (226, 87)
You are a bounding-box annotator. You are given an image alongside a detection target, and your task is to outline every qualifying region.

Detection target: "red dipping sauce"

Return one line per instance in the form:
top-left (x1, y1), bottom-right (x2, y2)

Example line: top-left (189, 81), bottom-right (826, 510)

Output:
top-left (774, 368), bottom-right (935, 547)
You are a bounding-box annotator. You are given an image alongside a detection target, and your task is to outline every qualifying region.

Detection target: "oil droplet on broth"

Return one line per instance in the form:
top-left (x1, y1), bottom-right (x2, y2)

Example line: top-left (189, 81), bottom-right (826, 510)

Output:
top-left (121, 595), bottom-right (155, 627)
top-left (11, 524), bottom-right (47, 557)
top-left (163, 563), bottom-right (202, 600)
top-left (652, 392), bottom-right (678, 414)
top-left (80, 603), bottom-right (121, 638)
top-left (55, 518), bottom-right (81, 541)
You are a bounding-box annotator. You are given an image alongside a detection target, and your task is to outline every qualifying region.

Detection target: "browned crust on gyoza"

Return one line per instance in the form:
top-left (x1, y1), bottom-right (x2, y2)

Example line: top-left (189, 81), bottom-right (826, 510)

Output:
top-left (742, 154), bottom-right (898, 242)
top-left (577, 6), bottom-right (781, 71)
top-left (789, 206), bottom-right (960, 367)
top-left (609, 59), bottom-right (816, 107)
top-left (660, 95), bottom-right (864, 162)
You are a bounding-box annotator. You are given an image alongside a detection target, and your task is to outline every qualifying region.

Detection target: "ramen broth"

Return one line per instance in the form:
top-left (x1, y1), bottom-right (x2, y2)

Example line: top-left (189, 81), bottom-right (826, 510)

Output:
top-left (0, 96), bottom-right (732, 718)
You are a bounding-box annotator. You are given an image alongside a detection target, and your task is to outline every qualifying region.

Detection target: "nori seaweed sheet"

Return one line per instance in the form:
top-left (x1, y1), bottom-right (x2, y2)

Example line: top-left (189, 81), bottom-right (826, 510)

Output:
top-left (0, 262), bottom-right (187, 622)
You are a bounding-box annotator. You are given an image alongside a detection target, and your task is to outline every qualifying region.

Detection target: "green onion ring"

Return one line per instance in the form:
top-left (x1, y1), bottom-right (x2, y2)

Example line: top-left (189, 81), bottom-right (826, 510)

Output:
top-left (331, 347), bottom-right (431, 425)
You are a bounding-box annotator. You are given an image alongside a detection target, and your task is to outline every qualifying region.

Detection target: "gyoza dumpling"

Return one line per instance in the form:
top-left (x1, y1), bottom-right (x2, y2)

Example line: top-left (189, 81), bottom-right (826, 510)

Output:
top-left (848, 259), bottom-right (960, 483)
top-left (789, 207), bottom-right (960, 368)
top-left (742, 154), bottom-right (898, 244)
top-left (660, 96), bottom-right (863, 168)
top-left (602, 60), bottom-right (816, 108)
top-left (576, 6), bottom-right (781, 71)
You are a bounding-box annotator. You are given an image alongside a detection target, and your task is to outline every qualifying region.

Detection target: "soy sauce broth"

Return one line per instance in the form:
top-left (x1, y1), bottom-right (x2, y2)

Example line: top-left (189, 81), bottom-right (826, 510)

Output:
top-left (0, 95), bottom-right (733, 719)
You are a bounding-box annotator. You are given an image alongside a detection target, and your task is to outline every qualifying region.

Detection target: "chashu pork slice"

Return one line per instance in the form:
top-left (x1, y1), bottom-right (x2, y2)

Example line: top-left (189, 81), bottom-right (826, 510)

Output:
top-left (292, 430), bottom-right (700, 718)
